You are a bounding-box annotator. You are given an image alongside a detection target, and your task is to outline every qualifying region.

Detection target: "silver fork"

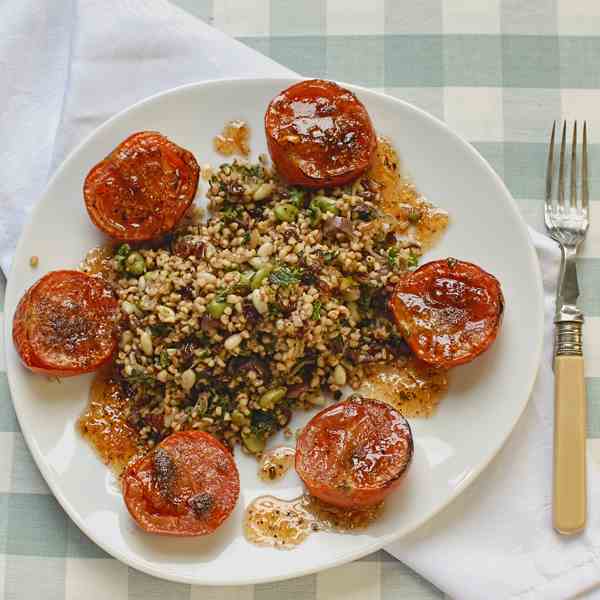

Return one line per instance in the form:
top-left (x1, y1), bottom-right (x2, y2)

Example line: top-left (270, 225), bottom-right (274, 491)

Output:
top-left (545, 121), bottom-right (589, 535)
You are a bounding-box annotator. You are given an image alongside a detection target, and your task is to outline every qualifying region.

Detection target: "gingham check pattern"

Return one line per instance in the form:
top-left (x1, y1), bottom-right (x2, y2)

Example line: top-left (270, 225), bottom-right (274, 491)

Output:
top-left (2, 1), bottom-right (600, 598)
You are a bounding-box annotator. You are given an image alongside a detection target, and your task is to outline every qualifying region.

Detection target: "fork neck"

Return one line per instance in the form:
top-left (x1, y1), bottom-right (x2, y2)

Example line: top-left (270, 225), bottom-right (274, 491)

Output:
top-left (561, 244), bottom-right (578, 263)
top-left (555, 244), bottom-right (583, 323)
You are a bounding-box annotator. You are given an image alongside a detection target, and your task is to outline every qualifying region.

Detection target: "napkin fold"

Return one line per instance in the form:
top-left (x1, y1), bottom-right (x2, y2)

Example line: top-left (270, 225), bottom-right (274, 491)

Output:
top-left (1, 1), bottom-right (598, 598)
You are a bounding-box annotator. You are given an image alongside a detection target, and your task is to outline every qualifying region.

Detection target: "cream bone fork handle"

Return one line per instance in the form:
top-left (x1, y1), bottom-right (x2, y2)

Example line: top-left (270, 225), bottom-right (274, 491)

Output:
top-left (545, 121), bottom-right (590, 535)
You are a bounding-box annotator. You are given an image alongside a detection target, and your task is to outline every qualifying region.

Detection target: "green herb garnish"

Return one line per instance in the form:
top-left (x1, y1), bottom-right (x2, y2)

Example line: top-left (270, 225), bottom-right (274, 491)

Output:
top-left (194, 332), bottom-right (212, 346)
top-left (126, 368), bottom-right (154, 387)
top-left (307, 201), bottom-right (322, 225)
top-left (114, 243), bottom-right (131, 271)
top-left (250, 410), bottom-right (278, 436)
top-left (407, 251), bottom-right (419, 268)
top-left (159, 350), bottom-right (170, 368)
top-left (311, 300), bottom-right (322, 321)
top-left (221, 205), bottom-right (243, 222)
top-left (289, 188), bottom-right (305, 207)
top-left (323, 250), bottom-right (339, 264)
top-left (269, 266), bottom-right (304, 287)
top-left (387, 247), bottom-right (399, 269)
top-left (150, 323), bottom-right (172, 337)
top-left (268, 303), bottom-right (283, 317)
top-left (356, 205), bottom-right (375, 221)
top-left (243, 164), bottom-right (261, 177)
top-left (214, 288), bottom-right (228, 303)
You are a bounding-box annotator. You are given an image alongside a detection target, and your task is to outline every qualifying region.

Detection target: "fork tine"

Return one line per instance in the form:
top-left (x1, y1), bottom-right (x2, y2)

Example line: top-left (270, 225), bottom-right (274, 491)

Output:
top-left (558, 121), bottom-right (567, 210)
top-left (546, 121), bottom-right (556, 209)
top-left (582, 121), bottom-right (589, 214)
top-left (570, 121), bottom-right (578, 207)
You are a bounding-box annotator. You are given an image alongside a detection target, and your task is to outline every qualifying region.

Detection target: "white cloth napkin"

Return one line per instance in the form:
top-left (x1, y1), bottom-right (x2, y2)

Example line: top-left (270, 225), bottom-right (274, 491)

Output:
top-left (387, 229), bottom-right (600, 600)
top-left (1, 2), bottom-right (598, 599)
top-left (0, 0), bottom-right (293, 274)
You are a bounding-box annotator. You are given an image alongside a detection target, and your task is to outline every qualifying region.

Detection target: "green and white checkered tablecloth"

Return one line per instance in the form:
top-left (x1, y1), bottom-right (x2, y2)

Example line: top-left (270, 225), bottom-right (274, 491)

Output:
top-left (3, 1), bottom-right (600, 598)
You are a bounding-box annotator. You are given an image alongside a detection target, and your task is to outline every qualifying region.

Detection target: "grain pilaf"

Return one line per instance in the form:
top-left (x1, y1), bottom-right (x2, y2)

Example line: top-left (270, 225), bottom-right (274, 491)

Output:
top-left (82, 138), bottom-right (448, 456)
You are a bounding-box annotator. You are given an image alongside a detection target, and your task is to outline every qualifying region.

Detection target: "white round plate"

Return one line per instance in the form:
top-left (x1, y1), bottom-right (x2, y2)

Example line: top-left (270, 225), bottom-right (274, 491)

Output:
top-left (4, 78), bottom-right (543, 585)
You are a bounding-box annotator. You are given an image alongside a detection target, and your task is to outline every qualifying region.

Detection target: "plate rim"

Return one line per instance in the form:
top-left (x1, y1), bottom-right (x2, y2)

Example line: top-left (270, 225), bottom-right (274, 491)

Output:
top-left (4, 77), bottom-right (544, 585)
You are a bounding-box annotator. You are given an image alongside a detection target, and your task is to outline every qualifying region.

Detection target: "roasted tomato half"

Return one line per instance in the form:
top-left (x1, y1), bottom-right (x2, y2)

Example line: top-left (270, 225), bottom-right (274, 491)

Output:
top-left (265, 79), bottom-right (376, 188)
top-left (122, 431), bottom-right (240, 536)
top-left (295, 396), bottom-right (413, 509)
top-left (84, 131), bottom-right (200, 242)
top-left (389, 258), bottom-right (504, 369)
top-left (12, 270), bottom-right (118, 377)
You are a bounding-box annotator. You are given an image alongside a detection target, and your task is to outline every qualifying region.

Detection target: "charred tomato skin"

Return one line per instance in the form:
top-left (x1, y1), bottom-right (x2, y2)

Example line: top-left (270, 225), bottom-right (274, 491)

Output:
top-left (265, 79), bottom-right (376, 188)
top-left (84, 131), bottom-right (200, 242)
top-left (295, 396), bottom-right (414, 509)
top-left (12, 270), bottom-right (118, 377)
top-left (122, 431), bottom-right (240, 536)
top-left (389, 258), bottom-right (504, 369)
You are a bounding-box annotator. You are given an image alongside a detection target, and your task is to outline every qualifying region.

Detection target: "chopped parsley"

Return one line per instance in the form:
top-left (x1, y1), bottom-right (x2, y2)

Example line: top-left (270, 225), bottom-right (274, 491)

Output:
top-left (268, 302), bottom-right (283, 317)
top-left (356, 205), bottom-right (375, 221)
top-left (214, 288), bottom-right (228, 303)
top-left (194, 332), bottom-right (212, 346)
top-left (269, 266), bottom-right (304, 287)
top-left (407, 251), bottom-right (419, 268)
top-left (311, 300), bottom-right (322, 321)
top-left (289, 188), bottom-right (305, 208)
top-left (250, 410), bottom-right (277, 436)
top-left (307, 201), bottom-right (322, 225)
top-left (150, 323), bottom-right (172, 337)
top-left (221, 205), bottom-right (243, 223)
top-left (323, 250), bottom-right (339, 264)
top-left (114, 243), bottom-right (131, 271)
top-left (126, 369), bottom-right (154, 387)
top-left (387, 247), bottom-right (399, 269)
top-left (243, 164), bottom-right (262, 177)
top-left (158, 350), bottom-right (170, 368)
top-left (210, 394), bottom-right (236, 414)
